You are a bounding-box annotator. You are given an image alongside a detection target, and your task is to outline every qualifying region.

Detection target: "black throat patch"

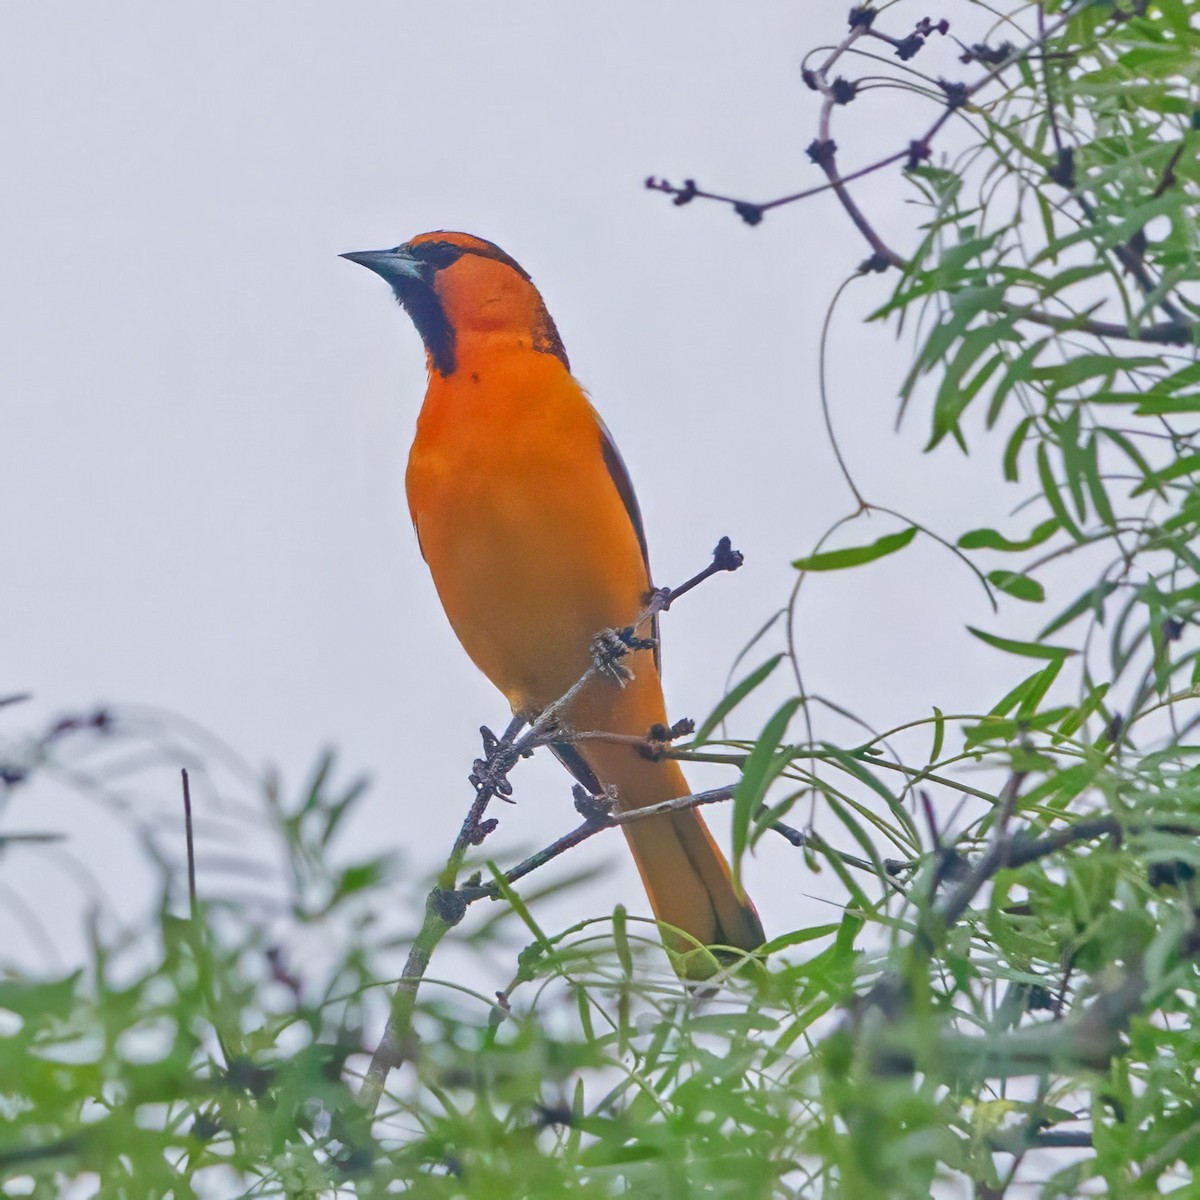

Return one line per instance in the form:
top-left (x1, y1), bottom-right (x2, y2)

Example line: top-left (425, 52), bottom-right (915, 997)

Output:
top-left (392, 275), bottom-right (456, 377)
top-left (398, 239), bottom-right (570, 377)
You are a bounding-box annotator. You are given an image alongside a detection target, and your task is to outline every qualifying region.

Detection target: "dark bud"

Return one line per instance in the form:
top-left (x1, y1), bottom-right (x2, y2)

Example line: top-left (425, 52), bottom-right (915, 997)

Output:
top-left (894, 33), bottom-right (925, 60)
top-left (0, 765), bottom-right (27, 786)
top-left (959, 40), bottom-right (1013, 65)
top-left (1148, 859), bottom-right (1195, 889)
top-left (573, 783), bottom-right (614, 823)
top-left (905, 140), bottom-right (932, 170)
top-left (1047, 146), bottom-right (1076, 189)
top-left (1103, 711), bottom-right (1124, 744)
top-left (858, 972), bottom-right (909, 1022)
top-left (225, 1056), bottom-right (275, 1097)
top-left (431, 887), bottom-right (469, 926)
top-left (831, 76), bottom-right (858, 105)
top-left (915, 17), bottom-right (950, 36)
top-left (618, 627), bottom-right (657, 653)
top-left (935, 847), bottom-right (970, 883)
top-left (479, 725), bottom-right (500, 756)
top-left (806, 138), bottom-right (838, 167)
top-left (938, 78), bottom-right (970, 109)
top-left (333, 1147), bottom-right (375, 1177)
top-left (848, 5), bottom-right (876, 28)
top-left (801, 67), bottom-right (820, 90)
top-left (668, 717), bottom-right (696, 740)
top-left (858, 251), bottom-right (892, 274)
top-left (733, 201), bottom-right (764, 226)
top-left (674, 178), bottom-right (698, 206)
top-left (713, 535), bottom-right (744, 572)
top-left (469, 818), bottom-right (499, 846)
top-left (535, 1103), bottom-right (575, 1128)
top-left (190, 1114), bottom-right (222, 1141)
top-left (1026, 984), bottom-right (1059, 1013)
top-left (1163, 616), bottom-right (1185, 642)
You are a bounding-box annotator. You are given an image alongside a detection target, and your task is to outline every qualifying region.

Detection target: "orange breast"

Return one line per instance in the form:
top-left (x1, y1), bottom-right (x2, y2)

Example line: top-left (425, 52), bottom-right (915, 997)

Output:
top-left (405, 345), bottom-right (656, 722)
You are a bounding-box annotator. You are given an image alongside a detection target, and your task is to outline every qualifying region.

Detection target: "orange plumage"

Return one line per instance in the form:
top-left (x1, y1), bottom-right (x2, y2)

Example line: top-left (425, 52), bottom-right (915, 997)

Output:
top-left (344, 231), bottom-right (763, 975)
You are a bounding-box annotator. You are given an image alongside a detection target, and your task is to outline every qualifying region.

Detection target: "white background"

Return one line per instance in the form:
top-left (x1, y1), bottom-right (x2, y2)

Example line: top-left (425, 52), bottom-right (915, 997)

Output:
top-left (1, 4), bottom-right (1025, 976)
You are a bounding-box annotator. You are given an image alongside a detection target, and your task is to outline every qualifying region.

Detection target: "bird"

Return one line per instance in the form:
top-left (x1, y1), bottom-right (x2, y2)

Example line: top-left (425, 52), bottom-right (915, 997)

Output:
top-left (342, 231), bottom-right (763, 976)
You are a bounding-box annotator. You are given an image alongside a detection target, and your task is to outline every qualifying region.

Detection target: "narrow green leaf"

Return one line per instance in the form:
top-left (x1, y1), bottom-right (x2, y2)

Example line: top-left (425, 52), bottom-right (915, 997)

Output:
top-left (959, 518), bottom-right (1060, 552)
top-left (1135, 394), bottom-right (1200, 416)
top-left (1082, 435), bottom-right (1116, 529)
top-left (692, 653), bottom-right (784, 745)
top-left (792, 526), bottom-right (917, 572)
top-left (1058, 683), bottom-right (1111, 739)
top-left (988, 340), bottom-right (1049, 430)
top-left (824, 795), bottom-right (885, 879)
top-left (611, 904), bottom-right (633, 977)
top-left (1131, 453), bottom-right (1200, 496)
top-left (968, 626), bottom-right (1076, 660)
top-left (1038, 581), bottom-right (1119, 640)
top-left (1037, 442), bottom-right (1084, 541)
top-left (1003, 416), bottom-right (1034, 482)
top-left (760, 922), bottom-right (841, 956)
top-left (987, 570), bottom-right (1046, 603)
top-left (1101, 428), bottom-right (1158, 494)
top-left (731, 698), bottom-right (802, 884)
top-left (988, 661), bottom-right (1062, 718)
top-left (930, 706), bottom-right (945, 764)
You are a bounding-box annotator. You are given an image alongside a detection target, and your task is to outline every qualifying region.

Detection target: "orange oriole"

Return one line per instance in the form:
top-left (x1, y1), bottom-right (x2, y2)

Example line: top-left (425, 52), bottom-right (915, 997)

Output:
top-left (343, 231), bottom-right (763, 975)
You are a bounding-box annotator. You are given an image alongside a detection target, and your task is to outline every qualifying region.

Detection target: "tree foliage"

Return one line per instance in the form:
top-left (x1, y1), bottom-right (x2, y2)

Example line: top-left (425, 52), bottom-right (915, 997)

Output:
top-left (4, 1), bottom-right (1200, 1196)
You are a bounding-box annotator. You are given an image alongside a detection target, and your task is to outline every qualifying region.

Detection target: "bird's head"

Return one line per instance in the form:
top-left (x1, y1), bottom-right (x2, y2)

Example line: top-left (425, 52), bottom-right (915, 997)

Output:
top-left (341, 231), bottom-right (568, 378)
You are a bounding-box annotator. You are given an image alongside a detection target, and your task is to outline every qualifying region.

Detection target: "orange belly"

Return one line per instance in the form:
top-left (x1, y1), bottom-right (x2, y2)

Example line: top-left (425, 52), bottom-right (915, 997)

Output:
top-left (406, 348), bottom-right (656, 723)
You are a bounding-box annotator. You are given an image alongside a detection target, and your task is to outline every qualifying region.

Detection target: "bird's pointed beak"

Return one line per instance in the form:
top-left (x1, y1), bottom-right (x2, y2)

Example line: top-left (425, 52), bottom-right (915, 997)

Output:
top-left (339, 246), bottom-right (424, 282)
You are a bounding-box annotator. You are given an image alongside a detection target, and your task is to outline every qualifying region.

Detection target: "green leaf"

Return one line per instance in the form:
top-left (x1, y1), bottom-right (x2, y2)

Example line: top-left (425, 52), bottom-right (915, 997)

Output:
top-left (987, 660), bottom-right (1062, 719)
top-left (959, 518), bottom-right (1060, 552)
top-left (968, 627), bottom-right (1076, 660)
top-left (792, 526), bottom-right (917, 572)
top-left (928, 324), bottom-right (1016, 449)
top-left (1058, 683), bottom-right (1111, 739)
top-left (692, 654), bottom-right (784, 745)
top-left (1131, 453), bottom-right (1200, 496)
top-left (930, 706), bottom-right (945, 764)
top-left (731, 698), bottom-right (802, 886)
top-left (1134, 394), bottom-right (1200, 416)
top-left (760, 922), bottom-right (841, 956)
top-left (611, 904), bottom-right (633, 977)
top-left (1082, 435), bottom-right (1116, 529)
top-left (1037, 442), bottom-right (1085, 541)
top-left (987, 570), bottom-right (1046, 603)
top-left (988, 339), bottom-right (1049, 430)
top-left (1038, 581), bottom-right (1119, 640)
top-left (1003, 416), bottom-right (1035, 482)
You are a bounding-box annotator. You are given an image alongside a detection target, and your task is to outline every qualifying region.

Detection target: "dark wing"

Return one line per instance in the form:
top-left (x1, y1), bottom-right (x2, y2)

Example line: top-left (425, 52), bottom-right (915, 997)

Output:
top-left (548, 740), bottom-right (605, 798)
top-left (597, 418), bottom-right (660, 674)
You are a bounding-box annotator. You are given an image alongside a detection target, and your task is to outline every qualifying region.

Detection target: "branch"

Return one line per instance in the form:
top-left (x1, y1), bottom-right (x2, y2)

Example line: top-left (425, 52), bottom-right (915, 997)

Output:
top-left (357, 538), bottom-right (744, 1115)
top-left (648, 4), bottom-right (1198, 347)
top-left (457, 783), bottom-right (738, 902)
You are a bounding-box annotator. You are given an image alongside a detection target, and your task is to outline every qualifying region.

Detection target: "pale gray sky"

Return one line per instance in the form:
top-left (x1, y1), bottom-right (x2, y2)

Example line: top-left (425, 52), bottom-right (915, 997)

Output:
top-left (2, 4), bottom-right (1020, 971)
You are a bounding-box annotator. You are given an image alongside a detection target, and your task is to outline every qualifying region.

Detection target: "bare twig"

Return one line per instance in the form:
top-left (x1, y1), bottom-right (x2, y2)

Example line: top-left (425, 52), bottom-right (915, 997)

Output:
top-left (182, 768), bottom-right (198, 923)
top-left (357, 539), bottom-right (745, 1115)
top-left (648, 4), bottom-right (1197, 346)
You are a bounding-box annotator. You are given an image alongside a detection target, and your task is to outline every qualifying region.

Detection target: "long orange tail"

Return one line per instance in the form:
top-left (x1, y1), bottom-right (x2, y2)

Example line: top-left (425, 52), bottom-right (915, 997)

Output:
top-left (576, 728), bottom-right (763, 975)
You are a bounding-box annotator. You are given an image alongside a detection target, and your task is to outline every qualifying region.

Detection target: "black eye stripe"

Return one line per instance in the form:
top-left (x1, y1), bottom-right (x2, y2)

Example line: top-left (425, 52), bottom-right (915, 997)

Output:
top-left (407, 238), bottom-right (532, 281)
